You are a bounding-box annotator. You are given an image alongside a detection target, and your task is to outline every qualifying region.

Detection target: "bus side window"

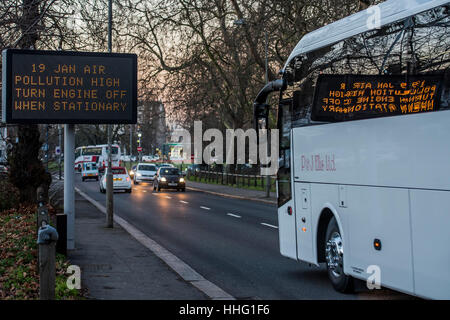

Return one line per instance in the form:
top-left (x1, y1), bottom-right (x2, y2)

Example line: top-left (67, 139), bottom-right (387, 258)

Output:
top-left (441, 72), bottom-right (450, 109)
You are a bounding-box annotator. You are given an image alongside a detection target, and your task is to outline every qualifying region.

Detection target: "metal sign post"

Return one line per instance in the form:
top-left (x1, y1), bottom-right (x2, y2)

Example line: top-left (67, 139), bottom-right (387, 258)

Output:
top-left (64, 124), bottom-right (75, 250)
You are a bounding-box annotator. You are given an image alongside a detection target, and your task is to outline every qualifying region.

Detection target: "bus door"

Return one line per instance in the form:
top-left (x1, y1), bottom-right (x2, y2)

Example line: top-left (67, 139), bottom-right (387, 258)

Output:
top-left (277, 99), bottom-right (297, 260)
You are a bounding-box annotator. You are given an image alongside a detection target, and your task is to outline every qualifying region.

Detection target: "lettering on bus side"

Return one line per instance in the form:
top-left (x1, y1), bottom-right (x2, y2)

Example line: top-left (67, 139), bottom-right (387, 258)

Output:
top-left (301, 154), bottom-right (336, 172)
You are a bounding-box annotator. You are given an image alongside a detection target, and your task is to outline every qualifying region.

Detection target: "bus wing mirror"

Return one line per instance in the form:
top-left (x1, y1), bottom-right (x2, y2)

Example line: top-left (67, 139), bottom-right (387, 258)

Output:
top-left (253, 103), bottom-right (269, 130)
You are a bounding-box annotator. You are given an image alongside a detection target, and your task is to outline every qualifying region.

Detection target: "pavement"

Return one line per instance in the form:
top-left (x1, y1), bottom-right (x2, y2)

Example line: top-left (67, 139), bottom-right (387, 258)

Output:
top-left (51, 172), bottom-right (412, 300)
top-left (186, 180), bottom-right (277, 204)
top-left (68, 192), bottom-right (208, 300)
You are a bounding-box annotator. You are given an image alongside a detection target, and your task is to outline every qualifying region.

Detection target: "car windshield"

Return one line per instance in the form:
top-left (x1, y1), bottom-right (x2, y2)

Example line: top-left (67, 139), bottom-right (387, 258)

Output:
top-left (112, 168), bottom-right (126, 175)
top-left (159, 168), bottom-right (180, 176)
top-left (138, 165), bottom-right (156, 171)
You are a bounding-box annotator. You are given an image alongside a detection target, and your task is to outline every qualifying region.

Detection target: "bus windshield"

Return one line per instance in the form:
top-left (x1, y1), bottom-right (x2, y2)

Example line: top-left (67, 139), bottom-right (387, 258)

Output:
top-left (283, 4), bottom-right (449, 127)
top-left (106, 146), bottom-right (119, 155)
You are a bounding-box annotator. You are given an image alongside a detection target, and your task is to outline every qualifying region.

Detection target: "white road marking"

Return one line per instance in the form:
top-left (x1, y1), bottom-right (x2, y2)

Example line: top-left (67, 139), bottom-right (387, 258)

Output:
top-left (143, 190), bottom-right (147, 193)
top-left (165, 196), bottom-right (172, 199)
top-left (200, 206), bottom-right (211, 211)
top-left (261, 223), bottom-right (278, 229)
top-left (180, 200), bottom-right (189, 204)
top-left (74, 187), bottom-right (234, 300)
top-left (227, 213), bottom-right (241, 219)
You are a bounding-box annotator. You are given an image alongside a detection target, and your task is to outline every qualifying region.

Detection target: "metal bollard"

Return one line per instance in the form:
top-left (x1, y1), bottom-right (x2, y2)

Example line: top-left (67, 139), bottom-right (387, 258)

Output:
top-left (37, 225), bottom-right (59, 300)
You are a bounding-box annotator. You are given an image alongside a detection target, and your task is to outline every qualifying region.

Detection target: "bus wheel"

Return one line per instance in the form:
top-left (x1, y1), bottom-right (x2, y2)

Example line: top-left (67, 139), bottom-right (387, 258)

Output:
top-left (325, 217), bottom-right (354, 293)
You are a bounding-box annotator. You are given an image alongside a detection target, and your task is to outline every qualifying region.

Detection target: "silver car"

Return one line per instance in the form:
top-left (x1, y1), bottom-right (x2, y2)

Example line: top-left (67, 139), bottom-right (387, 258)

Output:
top-left (134, 163), bottom-right (158, 184)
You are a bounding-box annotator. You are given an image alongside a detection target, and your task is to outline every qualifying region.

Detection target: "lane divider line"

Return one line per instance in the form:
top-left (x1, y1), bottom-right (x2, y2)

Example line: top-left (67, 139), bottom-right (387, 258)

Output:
top-left (261, 223), bottom-right (278, 229)
top-left (227, 213), bottom-right (242, 219)
top-left (75, 187), bottom-right (235, 300)
top-left (165, 196), bottom-right (172, 199)
top-left (180, 200), bottom-right (189, 204)
top-left (200, 206), bottom-right (211, 211)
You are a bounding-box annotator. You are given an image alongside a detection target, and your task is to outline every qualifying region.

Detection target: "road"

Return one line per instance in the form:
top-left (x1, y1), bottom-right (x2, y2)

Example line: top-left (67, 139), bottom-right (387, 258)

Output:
top-left (74, 175), bottom-right (412, 300)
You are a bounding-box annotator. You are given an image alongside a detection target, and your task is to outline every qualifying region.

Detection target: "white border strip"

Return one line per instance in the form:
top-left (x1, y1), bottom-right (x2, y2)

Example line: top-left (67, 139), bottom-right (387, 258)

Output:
top-left (75, 187), bottom-right (235, 300)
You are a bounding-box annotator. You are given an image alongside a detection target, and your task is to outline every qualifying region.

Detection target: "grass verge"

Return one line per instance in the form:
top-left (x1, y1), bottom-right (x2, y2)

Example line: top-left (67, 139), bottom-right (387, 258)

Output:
top-left (0, 205), bottom-right (85, 300)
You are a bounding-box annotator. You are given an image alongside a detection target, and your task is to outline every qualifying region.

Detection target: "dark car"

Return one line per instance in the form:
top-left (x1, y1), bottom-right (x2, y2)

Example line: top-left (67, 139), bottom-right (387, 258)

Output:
top-left (153, 167), bottom-right (185, 192)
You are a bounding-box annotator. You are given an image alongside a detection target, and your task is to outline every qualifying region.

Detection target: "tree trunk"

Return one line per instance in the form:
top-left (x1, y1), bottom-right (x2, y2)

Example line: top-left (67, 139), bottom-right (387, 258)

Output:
top-left (7, 0), bottom-right (50, 204)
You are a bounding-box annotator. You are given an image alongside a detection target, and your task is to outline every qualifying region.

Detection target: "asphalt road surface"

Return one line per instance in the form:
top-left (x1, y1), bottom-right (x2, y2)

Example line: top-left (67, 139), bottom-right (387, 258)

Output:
top-left (74, 175), bottom-right (413, 300)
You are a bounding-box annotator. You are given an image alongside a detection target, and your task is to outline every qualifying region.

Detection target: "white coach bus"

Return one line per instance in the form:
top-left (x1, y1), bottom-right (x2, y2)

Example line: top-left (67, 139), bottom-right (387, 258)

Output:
top-left (255, 0), bottom-right (450, 299)
top-left (75, 144), bottom-right (121, 172)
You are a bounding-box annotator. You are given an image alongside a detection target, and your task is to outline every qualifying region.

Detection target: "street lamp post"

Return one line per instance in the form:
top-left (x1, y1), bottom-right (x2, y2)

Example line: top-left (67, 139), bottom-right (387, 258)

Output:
top-left (129, 125), bottom-right (133, 167)
top-left (138, 132), bottom-right (142, 162)
top-left (106, 0), bottom-right (114, 228)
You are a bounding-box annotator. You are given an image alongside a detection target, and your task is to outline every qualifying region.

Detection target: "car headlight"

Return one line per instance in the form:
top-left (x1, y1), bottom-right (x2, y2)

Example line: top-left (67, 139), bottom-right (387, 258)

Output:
top-left (161, 177), bottom-right (167, 182)
top-left (136, 172), bottom-right (142, 177)
top-left (179, 178), bottom-right (185, 183)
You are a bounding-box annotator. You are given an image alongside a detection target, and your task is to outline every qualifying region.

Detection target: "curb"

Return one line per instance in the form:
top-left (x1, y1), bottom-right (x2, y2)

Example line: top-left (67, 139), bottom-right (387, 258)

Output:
top-left (186, 185), bottom-right (277, 205)
top-left (74, 187), bottom-right (235, 300)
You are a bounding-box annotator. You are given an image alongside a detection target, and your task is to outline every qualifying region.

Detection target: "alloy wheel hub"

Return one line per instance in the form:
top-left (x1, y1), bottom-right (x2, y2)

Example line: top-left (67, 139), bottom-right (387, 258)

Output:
top-left (325, 231), bottom-right (344, 277)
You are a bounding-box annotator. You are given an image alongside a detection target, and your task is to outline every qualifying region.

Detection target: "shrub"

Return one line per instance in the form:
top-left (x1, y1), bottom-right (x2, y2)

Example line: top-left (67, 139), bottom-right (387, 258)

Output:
top-left (0, 180), bottom-right (20, 212)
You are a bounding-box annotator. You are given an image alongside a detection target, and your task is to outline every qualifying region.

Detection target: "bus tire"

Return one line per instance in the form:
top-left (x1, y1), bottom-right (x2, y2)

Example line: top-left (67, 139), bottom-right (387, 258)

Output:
top-left (325, 217), bottom-right (354, 293)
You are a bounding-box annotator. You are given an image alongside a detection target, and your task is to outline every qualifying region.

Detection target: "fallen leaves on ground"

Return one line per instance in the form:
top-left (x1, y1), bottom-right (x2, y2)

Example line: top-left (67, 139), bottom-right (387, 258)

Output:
top-left (0, 205), bottom-right (84, 300)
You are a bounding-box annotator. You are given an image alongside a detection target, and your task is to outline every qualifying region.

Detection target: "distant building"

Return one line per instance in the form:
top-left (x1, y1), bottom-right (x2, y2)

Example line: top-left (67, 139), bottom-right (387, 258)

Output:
top-left (137, 101), bottom-right (168, 154)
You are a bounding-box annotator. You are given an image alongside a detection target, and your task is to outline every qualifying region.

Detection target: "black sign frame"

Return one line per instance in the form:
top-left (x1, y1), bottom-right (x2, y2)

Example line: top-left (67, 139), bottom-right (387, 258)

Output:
top-left (310, 73), bottom-right (443, 122)
top-left (2, 49), bottom-right (137, 124)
